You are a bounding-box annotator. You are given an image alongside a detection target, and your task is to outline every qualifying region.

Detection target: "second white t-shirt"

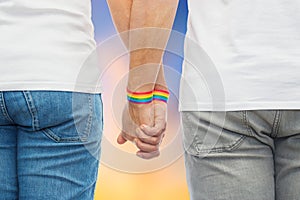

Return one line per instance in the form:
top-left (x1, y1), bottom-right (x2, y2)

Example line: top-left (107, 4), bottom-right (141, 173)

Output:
top-left (180, 0), bottom-right (300, 111)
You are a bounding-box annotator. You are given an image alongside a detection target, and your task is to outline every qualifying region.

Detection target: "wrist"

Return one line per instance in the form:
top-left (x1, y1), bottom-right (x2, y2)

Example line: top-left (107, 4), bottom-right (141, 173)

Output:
top-left (127, 63), bottom-right (161, 92)
top-left (154, 84), bottom-right (168, 92)
top-left (153, 89), bottom-right (170, 103)
top-left (127, 87), bottom-right (169, 105)
top-left (127, 83), bottom-right (155, 93)
top-left (127, 88), bottom-right (153, 104)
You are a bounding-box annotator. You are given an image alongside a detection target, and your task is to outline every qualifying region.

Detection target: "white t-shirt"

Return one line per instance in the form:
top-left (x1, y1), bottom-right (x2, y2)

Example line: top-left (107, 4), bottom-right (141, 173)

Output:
top-left (0, 0), bottom-right (101, 93)
top-left (180, 0), bottom-right (300, 111)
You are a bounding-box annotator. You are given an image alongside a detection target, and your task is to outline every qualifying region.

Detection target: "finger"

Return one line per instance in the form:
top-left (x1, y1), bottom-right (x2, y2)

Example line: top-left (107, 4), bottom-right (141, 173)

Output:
top-left (136, 150), bottom-right (160, 160)
top-left (140, 123), bottom-right (166, 137)
top-left (118, 131), bottom-right (137, 143)
top-left (117, 133), bottom-right (127, 144)
top-left (135, 139), bottom-right (160, 153)
top-left (136, 128), bottom-right (162, 145)
top-left (159, 133), bottom-right (165, 145)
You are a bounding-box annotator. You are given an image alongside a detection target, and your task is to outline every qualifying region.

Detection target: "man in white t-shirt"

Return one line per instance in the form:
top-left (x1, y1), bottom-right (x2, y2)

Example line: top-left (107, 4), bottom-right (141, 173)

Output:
top-left (110, 0), bottom-right (300, 199)
top-left (0, 0), bottom-right (173, 198)
top-left (0, 1), bottom-right (105, 199)
top-left (180, 1), bottom-right (300, 199)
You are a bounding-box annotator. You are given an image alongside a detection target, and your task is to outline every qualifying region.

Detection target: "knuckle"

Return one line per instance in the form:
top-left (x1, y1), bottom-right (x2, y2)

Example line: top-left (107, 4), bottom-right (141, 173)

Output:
top-left (152, 145), bottom-right (159, 152)
top-left (158, 130), bottom-right (164, 136)
top-left (137, 132), bottom-right (144, 139)
top-left (152, 137), bottom-right (160, 144)
top-left (151, 129), bottom-right (161, 136)
top-left (136, 141), bottom-right (143, 149)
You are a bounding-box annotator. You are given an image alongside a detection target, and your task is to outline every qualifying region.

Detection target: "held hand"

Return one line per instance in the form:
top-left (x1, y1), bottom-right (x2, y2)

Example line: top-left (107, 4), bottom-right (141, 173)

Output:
top-left (136, 100), bottom-right (167, 159)
top-left (117, 102), bottom-right (154, 145)
top-left (117, 100), bottom-right (167, 159)
top-left (117, 88), bottom-right (169, 159)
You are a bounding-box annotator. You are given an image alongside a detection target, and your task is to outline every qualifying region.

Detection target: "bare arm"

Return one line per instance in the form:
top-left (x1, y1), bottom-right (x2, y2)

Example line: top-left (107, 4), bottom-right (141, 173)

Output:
top-left (106, 0), bottom-right (132, 48)
top-left (107, 0), bottom-right (178, 159)
top-left (107, 0), bottom-right (178, 91)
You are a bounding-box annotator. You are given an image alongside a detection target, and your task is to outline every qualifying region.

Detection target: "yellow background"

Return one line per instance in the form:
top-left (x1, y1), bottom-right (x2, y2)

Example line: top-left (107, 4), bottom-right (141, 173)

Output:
top-left (95, 158), bottom-right (189, 200)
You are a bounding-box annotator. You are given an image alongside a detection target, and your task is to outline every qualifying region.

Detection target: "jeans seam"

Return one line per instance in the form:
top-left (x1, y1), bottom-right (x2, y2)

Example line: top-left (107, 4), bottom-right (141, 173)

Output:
top-left (82, 94), bottom-right (93, 140)
top-left (195, 135), bottom-right (246, 153)
top-left (42, 129), bottom-right (86, 143)
top-left (271, 110), bottom-right (282, 137)
top-left (194, 111), bottom-right (246, 153)
top-left (242, 110), bottom-right (254, 137)
top-left (23, 91), bottom-right (40, 131)
top-left (181, 112), bottom-right (198, 155)
top-left (0, 92), bottom-right (15, 123)
top-left (99, 94), bottom-right (104, 126)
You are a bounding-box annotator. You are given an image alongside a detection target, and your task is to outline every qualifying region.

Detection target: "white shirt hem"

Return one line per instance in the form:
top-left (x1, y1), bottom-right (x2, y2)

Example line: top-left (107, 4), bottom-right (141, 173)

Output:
top-left (179, 102), bottom-right (300, 111)
top-left (0, 82), bottom-right (102, 94)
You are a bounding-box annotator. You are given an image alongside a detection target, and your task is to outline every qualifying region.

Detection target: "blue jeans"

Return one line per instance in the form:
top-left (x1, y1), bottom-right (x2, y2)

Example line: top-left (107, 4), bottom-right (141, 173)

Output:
top-left (182, 110), bottom-right (300, 200)
top-left (0, 91), bottom-right (103, 200)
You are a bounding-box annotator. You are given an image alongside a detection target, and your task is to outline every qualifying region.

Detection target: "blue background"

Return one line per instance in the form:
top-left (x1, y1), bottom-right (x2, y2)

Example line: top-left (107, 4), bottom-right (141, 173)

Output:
top-left (91, 0), bottom-right (188, 73)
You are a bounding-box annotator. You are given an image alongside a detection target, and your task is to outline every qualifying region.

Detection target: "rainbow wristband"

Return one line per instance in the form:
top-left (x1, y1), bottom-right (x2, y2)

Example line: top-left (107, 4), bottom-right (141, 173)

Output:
top-left (127, 89), bottom-right (153, 104)
top-left (127, 89), bottom-right (170, 104)
top-left (153, 89), bottom-right (170, 103)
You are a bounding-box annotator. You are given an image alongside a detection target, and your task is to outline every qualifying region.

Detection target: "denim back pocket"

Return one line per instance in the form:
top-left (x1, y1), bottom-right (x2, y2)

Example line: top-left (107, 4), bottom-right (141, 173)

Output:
top-left (182, 111), bottom-right (247, 156)
top-left (28, 91), bottom-right (96, 143)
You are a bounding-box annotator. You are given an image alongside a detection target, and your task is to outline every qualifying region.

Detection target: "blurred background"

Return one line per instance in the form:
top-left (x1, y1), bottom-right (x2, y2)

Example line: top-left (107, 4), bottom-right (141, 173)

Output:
top-left (92, 0), bottom-right (189, 199)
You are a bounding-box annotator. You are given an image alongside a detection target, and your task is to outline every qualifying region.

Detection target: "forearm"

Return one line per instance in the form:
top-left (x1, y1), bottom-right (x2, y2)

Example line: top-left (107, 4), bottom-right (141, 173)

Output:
top-left (128, 0), bottom-right (178, 92)
top-left (106, 0), bottom-right (132, 48)
top-left (107, 0), bottom-right (174, 157)
top-left (154, 65), bottom-right (168, 91)
top-left (107, 0), bottom-right (178, 92)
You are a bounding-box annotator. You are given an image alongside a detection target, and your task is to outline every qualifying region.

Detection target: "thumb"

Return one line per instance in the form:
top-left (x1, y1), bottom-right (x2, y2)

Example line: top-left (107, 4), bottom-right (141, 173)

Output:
top-left (117, 133), bottom-right (127, 144)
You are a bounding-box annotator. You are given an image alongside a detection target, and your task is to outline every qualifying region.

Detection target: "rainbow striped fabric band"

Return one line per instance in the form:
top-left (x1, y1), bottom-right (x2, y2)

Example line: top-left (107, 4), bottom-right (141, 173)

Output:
top-left (127, 90), bottom-right (153, 104)
top-left (153, 89), bottom-right (170, 103)
top-left (127, 89), bottom-right (170, 104)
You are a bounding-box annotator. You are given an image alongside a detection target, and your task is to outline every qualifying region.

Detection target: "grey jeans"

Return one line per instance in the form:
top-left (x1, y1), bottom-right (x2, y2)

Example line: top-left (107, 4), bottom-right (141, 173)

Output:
top-left (182, 110), bottom-right (300, 200)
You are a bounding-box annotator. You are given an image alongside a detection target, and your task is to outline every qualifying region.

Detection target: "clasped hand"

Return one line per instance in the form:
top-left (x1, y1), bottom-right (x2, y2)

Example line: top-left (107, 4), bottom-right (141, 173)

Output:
top-left (117, 101), bottom-right (167, 159)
